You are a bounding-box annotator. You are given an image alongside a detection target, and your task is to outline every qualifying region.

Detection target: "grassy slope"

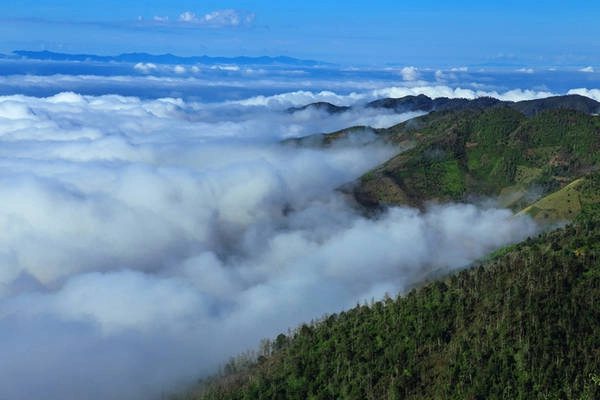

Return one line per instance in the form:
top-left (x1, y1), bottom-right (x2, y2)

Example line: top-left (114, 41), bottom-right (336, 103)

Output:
top-left (355, 107), bottom-right (600, 211)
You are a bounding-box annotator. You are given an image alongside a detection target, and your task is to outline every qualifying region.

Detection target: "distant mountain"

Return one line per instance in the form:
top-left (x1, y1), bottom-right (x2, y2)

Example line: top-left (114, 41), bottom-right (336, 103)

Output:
top-left (6, 50), bottom-right (327, 67)
top-left (366, 94), bottom-right (503, 113)
top-left (287, 102), bottom-right (351, 114)
top-left (290, 94), bottom-right (600, 117)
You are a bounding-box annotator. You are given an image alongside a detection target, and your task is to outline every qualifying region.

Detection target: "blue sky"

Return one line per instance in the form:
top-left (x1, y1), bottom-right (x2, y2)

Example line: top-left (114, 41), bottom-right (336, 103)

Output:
top-left (2, 0), bottom-right (600, 66)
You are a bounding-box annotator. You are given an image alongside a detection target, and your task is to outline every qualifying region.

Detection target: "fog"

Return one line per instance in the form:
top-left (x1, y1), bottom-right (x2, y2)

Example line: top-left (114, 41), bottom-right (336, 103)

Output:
top-left (0, 90), bottom-right (539, 400)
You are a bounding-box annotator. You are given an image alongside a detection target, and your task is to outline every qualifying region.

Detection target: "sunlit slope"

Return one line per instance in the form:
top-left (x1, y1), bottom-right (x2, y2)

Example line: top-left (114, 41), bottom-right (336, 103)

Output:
top-left (518, 173), bottom-right (600, 223)
top-left (355, 107), bottom-right (600, 210)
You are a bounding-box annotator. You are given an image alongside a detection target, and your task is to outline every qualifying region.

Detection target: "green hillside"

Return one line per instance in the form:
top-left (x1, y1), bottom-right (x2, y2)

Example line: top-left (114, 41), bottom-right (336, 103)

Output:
top-left (175, 97), bottom-right (600, 400)
top-left (355, 107), bottom-right (600, 211)
top-left (519, 174), bottom-right (600, 223)
top-left (184, 211), bottom-right (600, 400)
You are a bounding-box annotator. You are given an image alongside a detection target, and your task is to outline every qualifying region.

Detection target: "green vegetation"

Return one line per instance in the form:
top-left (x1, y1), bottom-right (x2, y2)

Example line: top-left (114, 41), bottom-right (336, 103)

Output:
top-left (175, 97), bottom-right (600, 400)
top-left (356, 107), bottom-right (600, 211)
top-left (184, 212), bottom-right (600, 400)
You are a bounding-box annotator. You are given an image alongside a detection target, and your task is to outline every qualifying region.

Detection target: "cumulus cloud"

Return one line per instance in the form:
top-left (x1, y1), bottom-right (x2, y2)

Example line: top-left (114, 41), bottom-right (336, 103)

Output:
top-left (177, 9), bottom-right (255, 27)
top-left (0, 91), bottom-right (539, 400)
top-left (579, 66), bottom-right (595, 73)
top-left (134, 62), bottom-right (158, 74)
top-left (400, 66), bottom-right (420, 81)
top-left (567, 88), bottom-right (600, 102)
top-left (178, 11), bottom-right (196, 22)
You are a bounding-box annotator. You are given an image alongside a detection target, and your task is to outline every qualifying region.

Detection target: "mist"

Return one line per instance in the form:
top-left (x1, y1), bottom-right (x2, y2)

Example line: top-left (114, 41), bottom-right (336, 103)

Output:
top-left (0, 90), bottom-right (539, 400)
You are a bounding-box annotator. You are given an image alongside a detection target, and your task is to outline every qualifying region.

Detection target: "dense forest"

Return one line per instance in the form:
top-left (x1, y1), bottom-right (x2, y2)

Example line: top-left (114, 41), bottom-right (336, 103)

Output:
top-left (175, 97), bottom-right (600, 400)
top-left (181, 207), bottom-right (600, 399)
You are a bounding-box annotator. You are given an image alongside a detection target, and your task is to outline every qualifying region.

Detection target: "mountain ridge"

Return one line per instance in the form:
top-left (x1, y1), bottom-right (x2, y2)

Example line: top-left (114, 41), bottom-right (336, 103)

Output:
top-left (3, 50), bottom-right (327, 67)
top-left (286, 94), bottom-right (600, 117)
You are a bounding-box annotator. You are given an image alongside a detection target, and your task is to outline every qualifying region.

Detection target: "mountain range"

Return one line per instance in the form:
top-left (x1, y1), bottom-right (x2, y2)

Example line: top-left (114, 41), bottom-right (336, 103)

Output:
top-left (1, 50), bottom-right (326, 67)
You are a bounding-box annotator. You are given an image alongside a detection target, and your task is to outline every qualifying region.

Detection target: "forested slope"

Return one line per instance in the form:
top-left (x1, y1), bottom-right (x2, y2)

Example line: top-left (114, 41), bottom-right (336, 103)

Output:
top-left (185, 208), bottom-right (600, 400)
top-left (175, 97), bottom-right (600, 400)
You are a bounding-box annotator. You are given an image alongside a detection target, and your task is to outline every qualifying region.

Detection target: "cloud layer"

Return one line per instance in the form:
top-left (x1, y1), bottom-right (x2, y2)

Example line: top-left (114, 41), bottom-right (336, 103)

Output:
top-left (0, 91), bottom-right (539, 400)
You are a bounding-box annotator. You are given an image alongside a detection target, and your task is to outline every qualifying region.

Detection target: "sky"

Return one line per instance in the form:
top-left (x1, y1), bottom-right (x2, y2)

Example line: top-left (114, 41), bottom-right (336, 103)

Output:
top-left (2, 0), bottom-right (600, 66)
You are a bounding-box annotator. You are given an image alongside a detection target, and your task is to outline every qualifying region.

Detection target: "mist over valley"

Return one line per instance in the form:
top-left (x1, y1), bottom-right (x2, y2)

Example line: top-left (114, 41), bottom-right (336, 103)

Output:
top-left (0, 52), bottom-right (599, 399)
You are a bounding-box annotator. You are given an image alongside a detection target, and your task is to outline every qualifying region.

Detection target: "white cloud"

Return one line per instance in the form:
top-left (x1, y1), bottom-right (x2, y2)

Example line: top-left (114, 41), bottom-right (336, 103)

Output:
top-left (178, 11), bottom-right (196, 22)
top-left (173, 65), bottom-right (186, 74)
top-left (400, 66), bottom-right (420, 81)
top-left (133, 62), bottom-right (158, 74)
top-left (517, 68), bottom-right (534, 74)
top-left (567, 88), bottom-right (600, 102)
top-left (0, 91), bottom-right (539, 400)
top-left (177, 9), bottom-right (255, 27)
top-left (579, 66), bottom-right (595, 73)
top-left (211, 64), bottom-right (241, 71)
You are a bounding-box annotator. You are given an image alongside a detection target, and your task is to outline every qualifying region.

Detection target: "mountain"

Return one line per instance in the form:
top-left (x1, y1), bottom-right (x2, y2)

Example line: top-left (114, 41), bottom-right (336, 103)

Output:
top-left (287, 101), bottom-right (351, 114)
top-left (183, 208), bottom-right (600, 399)
top-left (364, 94), bottom-right (600, 117)
top-left (366, 94), bottom-right (503, 113)
top-left (354, 105), bottom-right (600, 211)
top-left (7, 50), bottom-right (327, 67)
top-left (176, 95), bottom-right (600, 399)
top-left (288, 94), bottom-right (600, 118)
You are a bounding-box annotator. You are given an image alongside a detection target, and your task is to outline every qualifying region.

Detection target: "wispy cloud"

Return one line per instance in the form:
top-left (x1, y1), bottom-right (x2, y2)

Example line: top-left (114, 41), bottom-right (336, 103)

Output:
top-left (143, 9), bottom-right (256, 29)
top-left (517, 67), bottom-right (534, 74)
top-left (579, 66), bottom-right (595, 73)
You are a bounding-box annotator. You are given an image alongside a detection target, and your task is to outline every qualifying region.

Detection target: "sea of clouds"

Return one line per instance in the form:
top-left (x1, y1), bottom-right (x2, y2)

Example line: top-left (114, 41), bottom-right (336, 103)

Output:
top-left (1, 64), bottom-right (586, 399)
